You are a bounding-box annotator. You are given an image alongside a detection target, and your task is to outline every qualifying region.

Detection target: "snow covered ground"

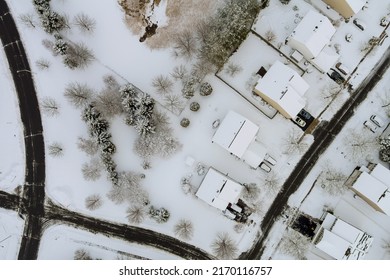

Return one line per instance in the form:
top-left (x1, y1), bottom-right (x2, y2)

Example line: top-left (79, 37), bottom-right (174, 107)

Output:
top-left (0, 43), bottom-right (25, 192)
top-left (38, 224), bottom-right (181, 260)
top-left (0, 209), bottom-right (24, 259)
top-left (1, 0), bottom-right (390, 260)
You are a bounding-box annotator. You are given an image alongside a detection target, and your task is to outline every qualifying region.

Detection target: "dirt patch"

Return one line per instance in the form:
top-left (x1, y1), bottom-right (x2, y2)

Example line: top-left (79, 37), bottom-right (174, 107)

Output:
top-left (119, 0), bottom-right (223, 49)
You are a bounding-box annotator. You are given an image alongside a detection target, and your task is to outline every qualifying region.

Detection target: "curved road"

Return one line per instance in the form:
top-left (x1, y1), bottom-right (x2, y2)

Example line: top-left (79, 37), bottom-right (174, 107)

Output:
top-left (0, 0), bottom-right (45, 259)
top-left (241, 45), bottom-right (390, 259)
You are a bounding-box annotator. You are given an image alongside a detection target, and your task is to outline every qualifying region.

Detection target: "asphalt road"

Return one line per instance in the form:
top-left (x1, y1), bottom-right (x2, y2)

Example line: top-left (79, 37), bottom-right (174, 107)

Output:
top-left (241, 45), bottom-right (390, 259)
top-left (45, 202), bottom-right (215, 260)
top-left (0, 0), bottom-right (45, 259)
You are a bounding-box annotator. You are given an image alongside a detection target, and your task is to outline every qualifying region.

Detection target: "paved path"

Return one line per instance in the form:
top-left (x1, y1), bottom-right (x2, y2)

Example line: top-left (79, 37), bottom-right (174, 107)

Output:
top-left (240, 45), bottom-right (390, 259)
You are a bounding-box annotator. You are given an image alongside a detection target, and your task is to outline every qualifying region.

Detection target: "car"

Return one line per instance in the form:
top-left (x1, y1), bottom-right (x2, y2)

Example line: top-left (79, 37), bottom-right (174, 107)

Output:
top-left (299, 109), bottom-right (312, 119)
top-left (295, 116), bottom-right (306, 128)
top-left (327, 69), bottom-right (346, 85)
top-left (264, 154), bottom-right (277, 166)
top-left (370, 115), bottom-right (385, 127)
top-left (353, 19), bottom-right (366, 31)
top-left (259, 162), bottom-right (271, 173)
top-left (335, 62), bottom-right (350, 76)
top-left (363, 120), bottom-right (378, 133)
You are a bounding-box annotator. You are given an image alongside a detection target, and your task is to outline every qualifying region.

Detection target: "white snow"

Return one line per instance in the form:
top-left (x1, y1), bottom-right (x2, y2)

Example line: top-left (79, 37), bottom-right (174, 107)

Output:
top-left (0, 43), bottom-right (25, 191)
top-left (0, 209), bottom-right (24, 260)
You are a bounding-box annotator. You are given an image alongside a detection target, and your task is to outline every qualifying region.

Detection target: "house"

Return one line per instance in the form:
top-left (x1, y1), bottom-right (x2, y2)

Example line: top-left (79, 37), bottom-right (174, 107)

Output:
top-left (312, 212), bottom-right (373, 260)
top-left (286, 10), bottom-right (338, 72)
top-left (346, 163), bottom-right (390, 215)
top-left (253, 61), bottom-right (308, 119)
top-left (212, 111), bottom-right (268, 169)
top-left (323, 0), bottom-right (365, 19)
top-left (196, 167), bottom-right (250, 221)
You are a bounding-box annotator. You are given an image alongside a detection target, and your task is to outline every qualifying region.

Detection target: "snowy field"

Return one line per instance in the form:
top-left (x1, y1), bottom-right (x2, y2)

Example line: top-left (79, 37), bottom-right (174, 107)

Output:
top-left (0, 44), bottom-right (25, 192)
top-left (0, 209), bottom-right (24, 260)
top-left (38, 224), bottom-right (181, 260)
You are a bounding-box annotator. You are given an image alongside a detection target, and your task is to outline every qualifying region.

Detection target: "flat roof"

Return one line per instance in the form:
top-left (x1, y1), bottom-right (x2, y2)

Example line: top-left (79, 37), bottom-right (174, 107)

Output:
top-left (254, 61), bottom-right (308, 118)
top-left (212, 111), bottom-right (259, 157)
top-left (196, 168), bottom-right (244, 211)
top-left (347, 0), bottom-right (366, 13)
top-left (352, 171), bottom-right (390, 215)
top-left (289, 10), bottom-right (335, 58)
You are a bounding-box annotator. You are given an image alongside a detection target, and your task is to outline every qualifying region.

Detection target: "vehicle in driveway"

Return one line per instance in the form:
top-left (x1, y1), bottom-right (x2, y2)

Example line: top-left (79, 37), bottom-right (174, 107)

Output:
top-left (364, 120), bottom-right (378, 133)
top-left (335, 62), bottom-right (350, 76)
top-left (380, 17), bottom-right (389, 27)
top-left (327, 69), bottom-right (345, 85)
top-left (295, 116), bottom-right (306, 128)
top-left (370, 115), bottom-right (385, 127)
top-left (353, 19), bottom-right (366, 31)
top-left (259, 162), bottom-right (271, 173)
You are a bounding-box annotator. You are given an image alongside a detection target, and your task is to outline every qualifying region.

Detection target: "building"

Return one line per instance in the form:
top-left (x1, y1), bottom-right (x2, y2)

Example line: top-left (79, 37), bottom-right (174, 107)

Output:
top-left (346, 163), bottom-right (390, 215)
top-left (323, 0), bottom-right (365, 19)
top-left (312, 212), bottom-right (373, 260)
top-left (212, 111), bottom-right (268, 169)
top-left (286, 10), bottom-right (338, 72)
top-left (196, 167), bottom-right (251, 221)
top-left (253, 61), bottom-right (308, 119)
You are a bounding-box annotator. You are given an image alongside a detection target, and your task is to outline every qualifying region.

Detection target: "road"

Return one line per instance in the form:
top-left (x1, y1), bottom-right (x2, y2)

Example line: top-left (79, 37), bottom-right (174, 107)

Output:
top-left (0, 0), bottom-right (46, 259)
top-left (240, 45), bottom-right (390, 259)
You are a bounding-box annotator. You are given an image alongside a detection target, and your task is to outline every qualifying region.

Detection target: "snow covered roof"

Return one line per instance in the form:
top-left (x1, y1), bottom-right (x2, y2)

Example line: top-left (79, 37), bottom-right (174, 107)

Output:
top-left (196, 168), bottom-right (244, 211)
top-left (352, 165), bottom-right (390, 215)
top-left (310, 48), bottom-right (339, 73)
top-left (287, 10), bottom-right (336, 59)
top-left (254, 61), bottom-right (308, 118)
top-left (242, 140), bottom-right (267, 169)
top-left (212, 111), bottom-right (259, 158)
top-left (314, 213), bottom-right (373, 260)
top-left (346, 0), bottom-right (366, 13)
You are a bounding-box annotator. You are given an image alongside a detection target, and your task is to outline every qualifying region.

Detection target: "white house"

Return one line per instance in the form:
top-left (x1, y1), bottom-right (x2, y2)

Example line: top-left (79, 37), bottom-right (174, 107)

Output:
top-left (347, 163), bottom-right (390, 215)
top-left (313, 212), bottom-right (373, 260)
top-left (323, 0), bottom-right (365, 19)
top-left (286, 10), bottom-right (338, 72)
top-left (253, 61), bottom-right (308, 119)
top-left (212, 111), bottom-right (267, 168)
top-left (196, 167), bottom-right (244, 218)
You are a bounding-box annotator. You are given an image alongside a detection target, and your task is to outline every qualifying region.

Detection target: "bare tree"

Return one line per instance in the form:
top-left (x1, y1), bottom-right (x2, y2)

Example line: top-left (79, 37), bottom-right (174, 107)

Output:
top-left (224, 62), bottom-right (243, 77)
top-left (173, 30), bottom-right (198, 59)
top-left (320, 83), bottom-right (341, 100)
top-left (64, 42), bottom-right (94, 69)
top-left (64, 82), bottom-right (94, 108)
top-left (163, 94), bottom-right (185, 115)
top-left (77, 137), bottom-right (99, 156)
top-left (126, 205), bottom-right (146, 224)
top-left (152, 75), bottom-right (174, 94)
top-left (343, 129), bottom-right (378, 161)
top-left (35, 58), bottom-right (51, 70)
top-left (93, 89), bottom-right (123, 119)
top-left (279, 228), bottom-right (310, 259)
top-left (73, 13), bottom-right (96, 33)
top-left (242, 183), bottom-right (260, 202)
top-left (85, 194), bottom-right (103, 210)
top-left (233, 223), bottom-right (245, 234)
top-left (382, 239), bottom-right (390, 255)
top-left (41, 97), bottom-right (60, 116)
top-left (82, 158), bottom-right (103, 181)
top-left (317, 163), bottom-right (348, 196)
top-left (103, 74), bottom-right (120, 90)
top-left (174, 219), bottom-right (194, 240)
top-left (48, 142), bottom-right (64, 157)
top-left (263, 171), bottom-right (281, 195)
top-left (211, 232), bottom-right (238, 260)
top-left (19, 13), bottom-right (37, 28)
top-left (107, 171), bottom-right (149, 206)
top-left (265, 29), bottom-right (276, 43)
top-left (379, 89), bottom-right (390, 117)
top-left (170, 65), bottom-right (188, 81)
top-left (74, 249), bottom-right (92, 260)
top-left (282, 129), bottom-right (308, 155)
